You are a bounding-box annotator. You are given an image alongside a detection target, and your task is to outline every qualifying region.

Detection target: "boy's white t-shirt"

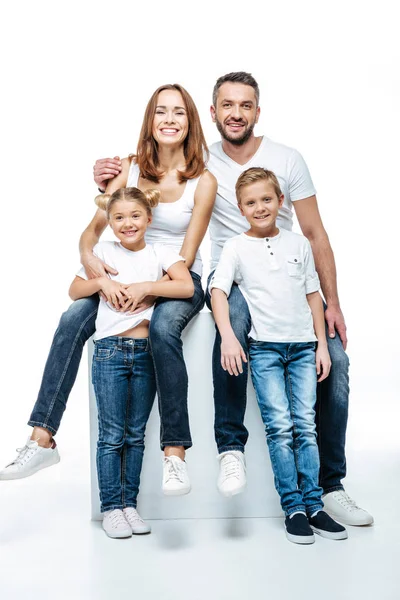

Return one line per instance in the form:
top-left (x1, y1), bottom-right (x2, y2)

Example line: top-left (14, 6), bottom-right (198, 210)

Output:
top-left (77, 242), bottom-right (184, 340)
top-left (210, 229), bottom-right (320, 342)
top-left (207, 137), bottom-right (316, 270)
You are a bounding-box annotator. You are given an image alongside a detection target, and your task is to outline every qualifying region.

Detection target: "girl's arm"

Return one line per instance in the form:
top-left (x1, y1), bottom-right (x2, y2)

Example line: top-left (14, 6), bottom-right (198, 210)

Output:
top-left (69, 275), bottom-right (129, 310)
top-left (211, 288), bottom-right (247, 377)
top-left (307, 291), bottom-right (331, 382)
top-left (79, 158), bottom-right (130, 278)
top-left (179, 170), bottom-right (217, 269)
top-left (121, 261), bottom-right (194, 312)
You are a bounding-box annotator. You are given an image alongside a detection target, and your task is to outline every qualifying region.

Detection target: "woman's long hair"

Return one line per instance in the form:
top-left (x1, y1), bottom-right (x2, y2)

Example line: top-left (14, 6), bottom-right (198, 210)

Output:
top-left (134, 84), bottom-right (208, 184)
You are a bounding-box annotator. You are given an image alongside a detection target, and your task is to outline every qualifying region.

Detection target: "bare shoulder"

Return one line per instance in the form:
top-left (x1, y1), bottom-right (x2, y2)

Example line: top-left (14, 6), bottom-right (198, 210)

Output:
top-left (197, 169), bottom-right (217, 193)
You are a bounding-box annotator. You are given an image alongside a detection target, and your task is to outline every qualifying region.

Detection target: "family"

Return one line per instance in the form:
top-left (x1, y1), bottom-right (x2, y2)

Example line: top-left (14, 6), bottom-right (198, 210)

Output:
top-left (0, 72), bottom-right (373, 544)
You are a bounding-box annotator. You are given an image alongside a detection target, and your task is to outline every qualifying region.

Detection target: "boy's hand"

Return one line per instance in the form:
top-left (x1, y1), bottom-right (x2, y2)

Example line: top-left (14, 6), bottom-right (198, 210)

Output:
top-left (99, 277), bottom-right (129, 310)
top-left (221, 333), bottom-right (247, 376)
top-left (120, 283), bottom-right (152, 313)
top-left (316, 342), bottom-right (331, 382)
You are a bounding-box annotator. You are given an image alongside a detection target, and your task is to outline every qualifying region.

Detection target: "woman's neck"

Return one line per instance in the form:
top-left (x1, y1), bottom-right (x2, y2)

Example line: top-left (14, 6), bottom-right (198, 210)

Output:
top-left (157, 145), bottom-right (186, 173)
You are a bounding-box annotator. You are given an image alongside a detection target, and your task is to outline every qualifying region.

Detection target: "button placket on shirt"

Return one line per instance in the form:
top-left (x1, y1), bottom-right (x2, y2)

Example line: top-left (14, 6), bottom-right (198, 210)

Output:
top-left (265, 237), bottom-right (279, 269)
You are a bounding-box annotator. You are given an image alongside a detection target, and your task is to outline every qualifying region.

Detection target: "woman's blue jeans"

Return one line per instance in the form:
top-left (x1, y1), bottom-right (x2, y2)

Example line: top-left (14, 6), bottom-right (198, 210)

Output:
top-left (28, 272), bottom-right (204, 450)
top-left (205, 273), bottom-right (350, 494)
top-left (249, 341), bottom-right (323, 516)
top-left (92, 337), bottom-right (156, 512)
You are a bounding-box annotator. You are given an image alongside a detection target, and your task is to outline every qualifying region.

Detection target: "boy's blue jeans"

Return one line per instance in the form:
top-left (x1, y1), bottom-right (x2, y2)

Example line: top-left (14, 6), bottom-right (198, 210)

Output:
top-left (28, 272), bottom-right (204, 450)
top-left (249, 340), bottom-right (323, 516)
top-left (205, 273), bottom-right (350, 494)
top-left (92, 336), bottom-right (156, 513)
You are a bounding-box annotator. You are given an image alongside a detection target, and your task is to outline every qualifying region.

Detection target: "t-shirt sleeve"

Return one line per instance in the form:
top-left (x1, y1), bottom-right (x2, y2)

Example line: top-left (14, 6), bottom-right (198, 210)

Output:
top-left (154, 244), bottom-right (185, 273)
top-left (209, 240), bottom-right (239, 296)
top-left (75, 243), bottom-right (104, 280)
top-left (303, 239), bottom-right (320, 294)
top-left (288, 149), bottom-right (316, 201)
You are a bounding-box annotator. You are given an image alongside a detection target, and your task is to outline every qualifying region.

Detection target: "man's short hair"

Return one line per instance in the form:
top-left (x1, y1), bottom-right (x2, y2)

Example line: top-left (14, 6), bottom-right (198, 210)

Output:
top-left (212, 72), bottom-right (260, 107)
top-left (235, 168), bottom-right (282, 203)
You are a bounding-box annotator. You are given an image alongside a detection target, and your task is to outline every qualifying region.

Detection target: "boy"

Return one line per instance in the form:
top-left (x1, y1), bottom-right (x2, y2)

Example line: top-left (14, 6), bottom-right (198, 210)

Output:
top-left (210, 167), bottom-right (347, 544)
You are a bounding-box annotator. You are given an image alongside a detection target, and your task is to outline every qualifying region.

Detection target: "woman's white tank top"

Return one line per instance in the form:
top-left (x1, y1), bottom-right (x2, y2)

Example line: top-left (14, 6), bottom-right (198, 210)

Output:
top-left (127, 161), bottom-right (202, 276)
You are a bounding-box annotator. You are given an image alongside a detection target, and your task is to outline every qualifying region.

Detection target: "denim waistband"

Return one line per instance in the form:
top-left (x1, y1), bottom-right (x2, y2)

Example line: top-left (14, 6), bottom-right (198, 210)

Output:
top-left (94, 336), bottom-right (149, 350)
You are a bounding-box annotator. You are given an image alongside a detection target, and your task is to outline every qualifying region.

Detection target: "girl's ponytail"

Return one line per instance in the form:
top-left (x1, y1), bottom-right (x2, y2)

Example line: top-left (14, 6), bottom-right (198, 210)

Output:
top-left (143, 188), bottom-right (161, 209)
top-left (95, 194), bottom-right (111, 211)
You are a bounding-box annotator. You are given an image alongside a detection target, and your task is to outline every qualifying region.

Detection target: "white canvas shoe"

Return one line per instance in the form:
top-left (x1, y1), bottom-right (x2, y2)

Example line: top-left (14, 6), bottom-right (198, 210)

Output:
top-left (162, 456), bottom-right (191, 496)
top-left (123, 507), bottom-right (151, 534)
top-left (323, 490), bottom-right (374, 526)
top-left (217, 451), bottom-right (246, 497)
top-left (102, 509), bottom-right (132, 539)
top-left (0, 437), bottom-right (60, 480)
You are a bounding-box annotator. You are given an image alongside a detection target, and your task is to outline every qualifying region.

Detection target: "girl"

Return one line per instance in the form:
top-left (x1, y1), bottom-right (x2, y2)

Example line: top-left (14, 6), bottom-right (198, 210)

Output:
top-left (1, 85), bottom-right (216, 495)
top-left (69, 187), bottom-right (194, 539)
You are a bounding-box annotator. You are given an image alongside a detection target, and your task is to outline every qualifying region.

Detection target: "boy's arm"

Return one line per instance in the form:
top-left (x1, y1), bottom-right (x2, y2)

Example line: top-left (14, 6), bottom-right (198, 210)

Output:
top-left (211, 288), bottom-right (247, 376)
top-left (307, 291), bottom-right (331, 382)
top-left (79, 158), bottom-right (130, 279)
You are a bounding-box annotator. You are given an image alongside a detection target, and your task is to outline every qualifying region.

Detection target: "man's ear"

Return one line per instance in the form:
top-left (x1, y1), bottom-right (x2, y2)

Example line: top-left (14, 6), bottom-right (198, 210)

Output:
top-left (210, 105), bottom-right (216, 123)
top-left (255, 106), bottom-right (261, 123)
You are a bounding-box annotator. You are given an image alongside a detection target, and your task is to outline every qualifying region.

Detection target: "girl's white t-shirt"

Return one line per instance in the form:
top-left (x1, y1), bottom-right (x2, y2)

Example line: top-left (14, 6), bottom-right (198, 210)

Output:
top-left (77, 242), bottom-right (184, 340)
top-left (127, 161), bottom-right (203, 276)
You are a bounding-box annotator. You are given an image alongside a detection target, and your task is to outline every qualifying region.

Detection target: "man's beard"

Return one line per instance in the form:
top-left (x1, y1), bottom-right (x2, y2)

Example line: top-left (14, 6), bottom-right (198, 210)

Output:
top-left (215, 117), bottom-right (256, 146)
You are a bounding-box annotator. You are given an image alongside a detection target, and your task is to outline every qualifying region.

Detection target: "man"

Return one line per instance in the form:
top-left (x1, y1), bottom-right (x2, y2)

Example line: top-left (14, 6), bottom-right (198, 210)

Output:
top-left (93, 72), bottom-right (372, 526)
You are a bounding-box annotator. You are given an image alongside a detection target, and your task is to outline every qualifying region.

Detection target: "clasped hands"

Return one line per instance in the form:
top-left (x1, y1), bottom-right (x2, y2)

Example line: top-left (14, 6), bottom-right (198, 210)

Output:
top-left (99, 277), bottom-right (155, 314)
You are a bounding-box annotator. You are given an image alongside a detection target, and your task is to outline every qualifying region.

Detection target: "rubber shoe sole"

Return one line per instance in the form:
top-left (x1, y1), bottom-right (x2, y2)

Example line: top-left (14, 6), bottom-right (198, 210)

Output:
top-left (310, 525), bottom-right (348, 540)
top-left (0, 452), bottom-right (60, 480)
top-left (285, 526), bottom-right (315, 545)
top-left (324, 509), bottom-right (374, 527)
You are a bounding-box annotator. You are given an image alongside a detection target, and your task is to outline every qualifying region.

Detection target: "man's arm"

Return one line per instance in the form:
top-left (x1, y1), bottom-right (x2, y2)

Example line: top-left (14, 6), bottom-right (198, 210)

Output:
top-left (294, 195), bottom-right (347, 349)
top-left (80, 158), bottom-right (130, 279)
top-left (93, 156), bottom-right (122, 192)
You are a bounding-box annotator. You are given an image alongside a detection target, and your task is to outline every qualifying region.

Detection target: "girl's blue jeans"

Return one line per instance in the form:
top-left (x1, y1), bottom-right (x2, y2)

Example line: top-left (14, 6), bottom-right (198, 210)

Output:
top-left (92, 336), bottom-right (156, 513)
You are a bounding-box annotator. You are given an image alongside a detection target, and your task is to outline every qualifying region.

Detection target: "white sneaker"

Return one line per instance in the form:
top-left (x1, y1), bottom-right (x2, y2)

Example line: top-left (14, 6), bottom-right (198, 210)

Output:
top-left (102, 509), bottom-right (132, 538)
top-left (0, 437), bottom-right (60, 480)
top-left (217, 451), bottom-right (246, 497)
top-left (123, 507), bottom-right (151, 534)
top-left (162, 456), bottom-right (191, 496)
top-left (323, 490), bottom-right (374, 526)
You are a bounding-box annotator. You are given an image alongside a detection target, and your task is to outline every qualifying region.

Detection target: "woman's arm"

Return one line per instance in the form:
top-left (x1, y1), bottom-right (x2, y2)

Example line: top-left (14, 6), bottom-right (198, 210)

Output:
top-left (307, 291), bottom-right (331, 382)
top-left (121, 261), bottom-right (194, 312)
top-left (179, 170), bottom-right (217, 269)
top-left (79, 158), bottom-right (130, 278)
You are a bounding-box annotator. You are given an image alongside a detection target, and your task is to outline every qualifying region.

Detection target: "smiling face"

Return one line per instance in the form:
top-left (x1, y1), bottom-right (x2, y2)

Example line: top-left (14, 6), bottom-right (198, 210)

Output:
top-left (211, 82), bottom-right (260, 145)
top-left (238, 180), bottom-right (284, 237)
top-left (108, 200), bottom-right (151, 250)
top-left (152, 89), bottom-right (189, 148)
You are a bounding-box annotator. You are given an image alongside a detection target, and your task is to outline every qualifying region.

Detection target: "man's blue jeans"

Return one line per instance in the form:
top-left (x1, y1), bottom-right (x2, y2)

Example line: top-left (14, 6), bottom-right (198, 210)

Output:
top-left (92, 336), bottom-right (156, 512)
top-left (249, 341), bottom-right (323, 516)
top-left (28, 272), bottom-right (204, 449)
top-left (206, 272), bottom-right (349, 493)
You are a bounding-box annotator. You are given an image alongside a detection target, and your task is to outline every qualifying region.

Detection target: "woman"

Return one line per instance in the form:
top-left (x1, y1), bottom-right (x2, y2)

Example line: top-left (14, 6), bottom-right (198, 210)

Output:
top-left (0, 84), bottom-right (217, 496)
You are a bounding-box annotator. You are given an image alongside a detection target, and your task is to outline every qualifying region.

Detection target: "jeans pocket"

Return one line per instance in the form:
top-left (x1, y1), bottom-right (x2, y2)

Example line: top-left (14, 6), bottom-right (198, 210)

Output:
top-left (94, 345), bottom-right (117, 361)
top-left (287, 255), bottom-right (304, 278)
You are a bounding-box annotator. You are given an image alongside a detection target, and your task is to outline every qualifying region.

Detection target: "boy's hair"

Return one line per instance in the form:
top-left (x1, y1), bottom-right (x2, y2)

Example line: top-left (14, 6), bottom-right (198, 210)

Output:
top-left (235, 168), bottom-right (282, 203)
top-left (212, 72), bottom-right (260, 107)
top-left (94, 187), bottom-right (160, 218)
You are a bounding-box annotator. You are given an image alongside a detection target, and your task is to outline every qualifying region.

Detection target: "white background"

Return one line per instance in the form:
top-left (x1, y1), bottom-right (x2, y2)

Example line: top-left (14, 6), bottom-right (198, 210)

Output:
top-left (0, 0), bottom-right (399, 536)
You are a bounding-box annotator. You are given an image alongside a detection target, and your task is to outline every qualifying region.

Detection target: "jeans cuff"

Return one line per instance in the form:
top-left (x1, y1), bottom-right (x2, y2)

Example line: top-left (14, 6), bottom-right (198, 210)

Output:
top-left (27, 420), bottom-right (57, 436)
top-left (101, 504), bottom-right (124, 513)
top-left (286, 505), bottom-right (306, 517)
top-left (322, 485), bottom-right (345, 495)
top-left (306, 503), bottom-right (324, 516)
top-left (217, 445), bottom-right (245, 454)
top-left (123, 503), bottom-right (137, 509)
top-left (160, 440), bottom-right (193, 450)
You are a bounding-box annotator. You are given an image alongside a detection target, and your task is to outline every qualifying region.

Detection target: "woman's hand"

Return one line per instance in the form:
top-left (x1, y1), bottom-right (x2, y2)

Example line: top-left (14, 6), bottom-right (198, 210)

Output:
top-left (221, 333), bottom-right (247, 376)
top-left (119, 282), bottom-right (152, 313)
top-left (316, 342), bottom-right (331, 382)
top-left (82, 253), bottom-right (118, 279)
top-left (99, 277), bottom-right (130, 310)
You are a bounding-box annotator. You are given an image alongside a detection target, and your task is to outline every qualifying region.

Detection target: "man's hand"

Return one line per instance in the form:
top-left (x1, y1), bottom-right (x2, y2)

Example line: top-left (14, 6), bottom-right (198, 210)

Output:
top-left (120, 283), bottom-right (152, 313)
top-left (98, 277), bottom-right (130, 310)
top-left (325, 305), bottom-right (348, 350)
top-left (221, 333), bottom-right (247, 376)
top-left (316, 342), bottom-right (332, 383)
top-left (93, 156), bottom-right (122, 192)
top-left (82, 254), bottom-right (118, 279)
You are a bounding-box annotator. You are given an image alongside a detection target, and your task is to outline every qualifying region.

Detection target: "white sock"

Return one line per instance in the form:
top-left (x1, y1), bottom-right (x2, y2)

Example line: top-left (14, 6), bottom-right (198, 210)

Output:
top-left (289, 511), bottom-right (306, 519)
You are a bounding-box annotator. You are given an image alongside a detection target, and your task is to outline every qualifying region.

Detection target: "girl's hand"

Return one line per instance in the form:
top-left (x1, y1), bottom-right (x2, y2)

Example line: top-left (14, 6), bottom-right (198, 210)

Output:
top-left (120, 283), bottom-right (152, 313)
top-left (99, 277), bottom-right (129, 310)
top-left (221, 333), bottom-right (247, 376)
top-left (316, 342), bottom-right (331, 382)
top-left (129, 295), bottom-right (157, 315)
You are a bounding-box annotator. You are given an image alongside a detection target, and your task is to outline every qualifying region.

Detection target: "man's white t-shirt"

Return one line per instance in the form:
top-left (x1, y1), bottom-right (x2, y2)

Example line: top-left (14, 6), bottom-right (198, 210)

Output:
top-left (210, 229), bottom-right (320, 342)
top-left (207, 136), bottom-right (316, 270)
top-left (77, 242), bottom-right (184, 340)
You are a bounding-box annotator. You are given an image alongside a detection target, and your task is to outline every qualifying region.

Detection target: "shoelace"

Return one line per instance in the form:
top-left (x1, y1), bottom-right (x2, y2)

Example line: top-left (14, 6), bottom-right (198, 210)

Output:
top-left (164, 458), bottom-right (185, 483)
top-left (221, 454), bottom-right (240, 479)
top-left (124, 508), bottom-right (144, 525)
top-left (333, 491), bottom-right (361, 512)
top-left (7, 443), bottom-right (36, 467)
top-left (108, 510), bottom-right (129, 528)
